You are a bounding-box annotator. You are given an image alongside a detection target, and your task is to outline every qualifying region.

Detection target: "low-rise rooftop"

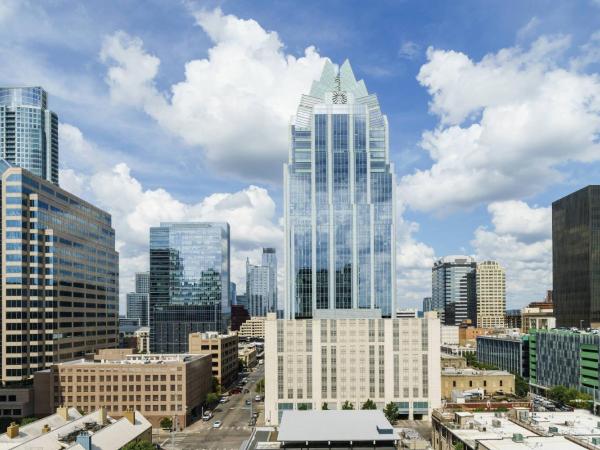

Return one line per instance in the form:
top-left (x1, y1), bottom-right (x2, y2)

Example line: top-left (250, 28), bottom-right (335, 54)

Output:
top-left (278, 411), bottom-right (399, 444)
top-left (61, 353), bottom-right (203, 365)
top-left (442, 368), bottom-right (512, 376)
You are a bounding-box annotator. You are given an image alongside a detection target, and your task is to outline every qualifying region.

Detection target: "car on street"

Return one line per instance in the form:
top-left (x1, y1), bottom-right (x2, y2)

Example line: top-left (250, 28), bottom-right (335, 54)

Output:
top-left (255, 395), bottom-right (262, 401)
top-left (202, 411), bottom-right (213, 421)
top-left (230, 388), bottom-right (242, 394)
top-left (219, 397), bottom-right (229, 403)
top-left (213, 420), bottom-right (222, 428)
top-left (245, 399), bottom-right (251, 406)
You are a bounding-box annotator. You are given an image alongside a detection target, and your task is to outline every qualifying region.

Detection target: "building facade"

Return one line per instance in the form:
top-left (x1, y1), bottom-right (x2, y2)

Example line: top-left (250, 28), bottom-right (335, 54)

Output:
top-left (231, 304), bottom-right (251, 332)
top-left (521, 303), bottom-right (555, 333)
top-left (33, 353), bottom-right (212, 428)
top-left (475, 261), bottom-right (506, 328)
top-left (441, 368), bottom-right (514, 400)
top-left (441, 325), bottom-right (459, 346)
top-left (476, 335), bottom-right (529, 378)
top-left (264, 313), bottom-right (441, 425)
top-left (0, 87), bottom-right (58, 185)
top-left (284, 60), bottom-right (396, 319)
top-left (1, 165), bottom-right (118, 383)
top-left (246, 258), bottom-right (270, 316)
top-left (422, 297), bottom-right (433, 313)
top-left (238, 316), bottom-right (266, 339)
top-left (432, 256), bottom-right (476, 325)
top-left (188, 332), bottom-right (239, 388)
top-left (552, 186), bottom-right (600, 328)
top-left (262, 247), bottom-right (278, 312)
top-left (126, 272), bottom-right (150, 327)
top-left (149, 222), bottom-right (230, 353)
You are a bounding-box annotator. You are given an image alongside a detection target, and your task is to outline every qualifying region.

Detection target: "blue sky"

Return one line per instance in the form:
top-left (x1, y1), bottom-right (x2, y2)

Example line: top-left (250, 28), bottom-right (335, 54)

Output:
top-left (2, 0), bottom-right (600, 310)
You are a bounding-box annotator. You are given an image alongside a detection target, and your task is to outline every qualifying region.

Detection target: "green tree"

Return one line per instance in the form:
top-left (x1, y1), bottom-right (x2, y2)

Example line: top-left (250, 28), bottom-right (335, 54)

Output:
top-left (515, 375), bottom-right (529, 398)
top-left (321, 402), bottom-right (328, 410)
top-left (255, 378), bottom-right (265, 394)
top-left (122, 441), bottom-right (156, 450)
top-left (20, 417), bottom-right (37, 426)
top-left (297, 403), bottom-right (309, 411)
top-left (361, 399), bottom-right (377, 410)
top-left (453, 443), bottom-right (465, 450)
top-left (159, 416), bottom-right (173, 430)
top-left (383, 402), bottom-right (398, 423)
top-left (342, 400), bottom-right (354, 410)
top-left (206, 392), bottom-right (219, 404)
top-left (212, 377), bottom-right (222, 396)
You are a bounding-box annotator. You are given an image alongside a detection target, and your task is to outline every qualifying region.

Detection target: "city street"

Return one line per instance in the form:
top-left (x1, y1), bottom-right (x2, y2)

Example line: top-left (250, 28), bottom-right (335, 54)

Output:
top-left (155, 364), bottom-right (265, 450)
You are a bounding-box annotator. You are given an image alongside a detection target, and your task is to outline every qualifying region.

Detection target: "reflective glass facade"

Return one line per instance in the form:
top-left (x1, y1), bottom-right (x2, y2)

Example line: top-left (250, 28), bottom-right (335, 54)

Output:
top-left (1, 166), bottom-right (118, 382)
top-left (284, 60), bottom-right (396, 319)
top-left (553, 186), bottom-right (600, 328)
top-left (432, 256), bottom-right (476, 325)
top-left (149, 222), bottom-right (230, 353)
top-left (0, 87), bottom-right (59, 185)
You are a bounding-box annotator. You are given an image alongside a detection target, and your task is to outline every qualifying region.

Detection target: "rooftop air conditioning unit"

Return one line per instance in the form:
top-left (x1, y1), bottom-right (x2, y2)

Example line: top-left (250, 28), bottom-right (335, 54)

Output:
top-left (512, 433), bottom-right (524, 443)
top-left (548, 426), bottom-right (558, 433)
top-left (492, 419), bottom-right (501, 428)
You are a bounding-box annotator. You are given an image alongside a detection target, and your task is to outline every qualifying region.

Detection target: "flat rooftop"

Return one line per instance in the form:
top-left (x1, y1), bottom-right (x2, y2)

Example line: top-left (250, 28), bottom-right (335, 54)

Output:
top-left (278, 411), bottom-right (399, 443)
top-left (60, 354), bottom-right (204, 366)
top-left (442, 368), bottom-right (512, 376)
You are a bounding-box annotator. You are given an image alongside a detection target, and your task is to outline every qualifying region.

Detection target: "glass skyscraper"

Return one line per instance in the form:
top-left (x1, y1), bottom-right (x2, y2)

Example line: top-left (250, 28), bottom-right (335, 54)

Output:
top-left (0, 87), bottom-right (59, 185)
top-left (553, 186), bottom-right (600, 328)
top-left (126, 272), bottom-right (150, 327)
top-left (246, 248), bottom-right (278, 316)
top-left (284, 60), bottom-right (396, 319)
top-left (432, 255), bottom-right (476, 325)
top-left (149, 222), bottom-right (230, 353)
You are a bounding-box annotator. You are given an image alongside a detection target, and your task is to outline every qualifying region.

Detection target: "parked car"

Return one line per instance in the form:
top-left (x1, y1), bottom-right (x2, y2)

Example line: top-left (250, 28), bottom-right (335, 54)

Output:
top-left (202, 411), bottom-right (213, 421)
top-left (219, 397), bottom-right (229, 404)
top-left (230, 388), bottom-right (242, 395)
top-left (213, 420), bottom-right (222, 428)
top-left (245, 399), bottom-right (251, 406)
top-left (255, 395), bottom-right (262, 402)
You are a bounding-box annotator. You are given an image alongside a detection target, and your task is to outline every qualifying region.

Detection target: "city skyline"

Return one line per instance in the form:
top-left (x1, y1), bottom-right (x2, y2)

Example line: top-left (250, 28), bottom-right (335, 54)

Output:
top-left (3, 2), bottom-right (600, 310)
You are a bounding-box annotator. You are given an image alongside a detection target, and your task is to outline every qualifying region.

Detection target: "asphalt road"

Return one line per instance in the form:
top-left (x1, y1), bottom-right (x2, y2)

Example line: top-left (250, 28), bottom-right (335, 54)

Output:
top-left (156, 364), bottom-right (265, 450)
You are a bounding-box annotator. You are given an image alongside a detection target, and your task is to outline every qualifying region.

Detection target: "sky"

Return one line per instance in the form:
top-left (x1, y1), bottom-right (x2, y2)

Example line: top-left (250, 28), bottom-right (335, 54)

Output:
top-left (2, 0), bottom-right (600, 311)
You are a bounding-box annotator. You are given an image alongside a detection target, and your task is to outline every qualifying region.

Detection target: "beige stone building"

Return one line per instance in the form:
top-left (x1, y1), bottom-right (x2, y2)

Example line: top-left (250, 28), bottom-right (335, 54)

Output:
top-left (475, 261), bottom-right (506, 329)
top-left (265, 313), bottom-right (441, 425)
top-left (188, 331), bottom-right (239, 388)
top-left (1, 166), bottom-right (119, 383)
top-left (33, 353), bottom-right (212, 429)
top-left (441, 368), bottom-right (514, 400)
top-left (441, 354), bottom-right (467, 370)
top-left (238, 316), bottom-right (266, 339)
top-left (239, 345), bottom-right (257, 368)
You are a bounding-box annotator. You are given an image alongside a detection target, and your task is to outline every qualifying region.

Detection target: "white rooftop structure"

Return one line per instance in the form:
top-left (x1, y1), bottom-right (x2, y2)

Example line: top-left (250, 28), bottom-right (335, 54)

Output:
top-left (0, 407), bottom-right (151, 450)
top-left (278, 411), bottom-right (399, 444)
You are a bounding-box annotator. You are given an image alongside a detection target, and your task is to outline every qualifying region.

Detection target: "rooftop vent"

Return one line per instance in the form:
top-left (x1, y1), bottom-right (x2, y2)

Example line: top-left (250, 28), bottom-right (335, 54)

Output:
top-left (512, 433), bottom-right (524, 443)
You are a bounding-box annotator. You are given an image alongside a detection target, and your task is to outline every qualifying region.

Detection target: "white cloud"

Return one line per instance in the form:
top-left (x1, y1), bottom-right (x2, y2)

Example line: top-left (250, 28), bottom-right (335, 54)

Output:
top-left (99, 8), bottom-right (328, 183)
top-left (398, 40), bottom-right (420, 60)
top-left (400, 35), bottom-right (600, 213)
top-left (472, 200), bottom-right (551, 307)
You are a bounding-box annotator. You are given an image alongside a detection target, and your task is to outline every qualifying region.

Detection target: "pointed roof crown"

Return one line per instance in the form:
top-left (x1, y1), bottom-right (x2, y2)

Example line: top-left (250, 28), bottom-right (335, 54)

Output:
top-left (309, 59), bottom-right (368, 99)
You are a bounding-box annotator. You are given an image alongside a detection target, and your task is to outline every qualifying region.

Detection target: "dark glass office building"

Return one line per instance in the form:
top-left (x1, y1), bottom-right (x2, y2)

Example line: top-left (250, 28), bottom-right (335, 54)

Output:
top-left (149, 222), bottom-right (230, 353)
top-left (552, 186), bottom-right (600, 328)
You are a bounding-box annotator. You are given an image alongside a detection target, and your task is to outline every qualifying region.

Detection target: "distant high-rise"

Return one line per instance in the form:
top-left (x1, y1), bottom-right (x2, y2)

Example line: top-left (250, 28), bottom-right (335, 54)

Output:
top-left (422, 296), bottom-right (433, 312)
top-left (553, 186), bottom-right (600, 328)
top-left (126, 272), bottom-right (150, 327)
top-left (262, 248), bottom-right (278, 312)
top-left (284, 60), bottom-right (396, 319)
top-left (0, 164), bottom-right (118, 382)
top-left (475, 261), bottom-right (506, 328)
top-left (149, 222), bottom-right (230, 353)
top-left (0, 87), bottom-right (58, 184)
top-left (432, 256), bottom-right (476, 325)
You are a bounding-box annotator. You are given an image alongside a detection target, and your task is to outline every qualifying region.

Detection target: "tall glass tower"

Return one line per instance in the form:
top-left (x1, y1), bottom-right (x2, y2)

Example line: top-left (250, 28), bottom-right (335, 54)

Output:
top-left (284, 60), bottom-right (396, 319)
top-left (431, 255), bottom-right (476, 325)
top-left (149, 222), bottom-right (230, 353)
top-left (0, 87), bottom-right (59, 184)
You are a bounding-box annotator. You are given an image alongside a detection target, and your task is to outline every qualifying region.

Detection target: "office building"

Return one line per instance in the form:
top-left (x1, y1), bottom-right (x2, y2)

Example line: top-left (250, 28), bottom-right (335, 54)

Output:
top-left (441, 325), bottom-right (459, 345)
top-left (553, 186), bottom-right (600, 328)
top-left (262, 247), bottom-right (278, 312)
top-left (529, 328), bottom-right (600, 410)
top-left (441, 354), bottom-right (467, 370)
top-left (0, 87), bottom-right (58, 184)
top-left (284, 60), bottom-right (396, 319)
top-left (126, 271), bottom-right (150, 327)
top-left (504, 309), bottom-right (522, 329)
top-left (246, 258), bottom-right (270, 316)
top-left (238, 316), bottom-right (266, 339)
top-left (238, 344), bottom-right (257, 368)
top-left (236, 294), bottom-right (248, 309)
top-left (422, 296), bottom-right (432, 312)
top-left (0, 164), bottom-right (118, 383)
top-left (264, 313), bottom-right (441, 425)
top-left (0, 407), bottom-right (152, 450)
top-left (476, 334), bottom-right (529, 378)
top-left (395, 308), bottom-right (418, 318)
top-left (188, 331), bottom-right (239, 388)
top-left (149, 222), bottom-right (230, 353)
top-left (432, 408), bottom-right (600, 450)
top-left (474, 261), bottom-right (505, 328)
top-left (441, 368), bottom-right (514, 400)
top-left (231, 304), bottom-right (251, 331)
top-left (33, 353), bottom-right (212, 428)
top-left (432, 256), bottom-right (476, 325)
top-left (135, 271), bottom-right (149, 294)
top-left (521, 302), bottom-right (555, 333)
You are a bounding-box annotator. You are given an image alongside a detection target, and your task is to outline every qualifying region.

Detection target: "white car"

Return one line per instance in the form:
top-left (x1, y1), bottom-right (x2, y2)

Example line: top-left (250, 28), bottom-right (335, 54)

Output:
top-left (212, 420), bottom-right (222, 428)
top-left (219, 397), bottom-right (229, 403)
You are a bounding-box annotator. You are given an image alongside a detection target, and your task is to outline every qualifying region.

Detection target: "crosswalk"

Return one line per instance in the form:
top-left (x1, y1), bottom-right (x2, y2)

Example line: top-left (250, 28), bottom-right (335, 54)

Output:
top-left (183, 425), bottom-right (252, 431)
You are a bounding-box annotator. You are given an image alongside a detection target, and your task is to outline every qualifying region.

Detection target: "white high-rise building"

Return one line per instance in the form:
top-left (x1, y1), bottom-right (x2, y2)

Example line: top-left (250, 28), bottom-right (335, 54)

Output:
top-left (475, 261), bottom-right (506, 328)
top-left (284, 60), bottom-right (396, 319)
top-left (264, 312), bottom-right (441, 425)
